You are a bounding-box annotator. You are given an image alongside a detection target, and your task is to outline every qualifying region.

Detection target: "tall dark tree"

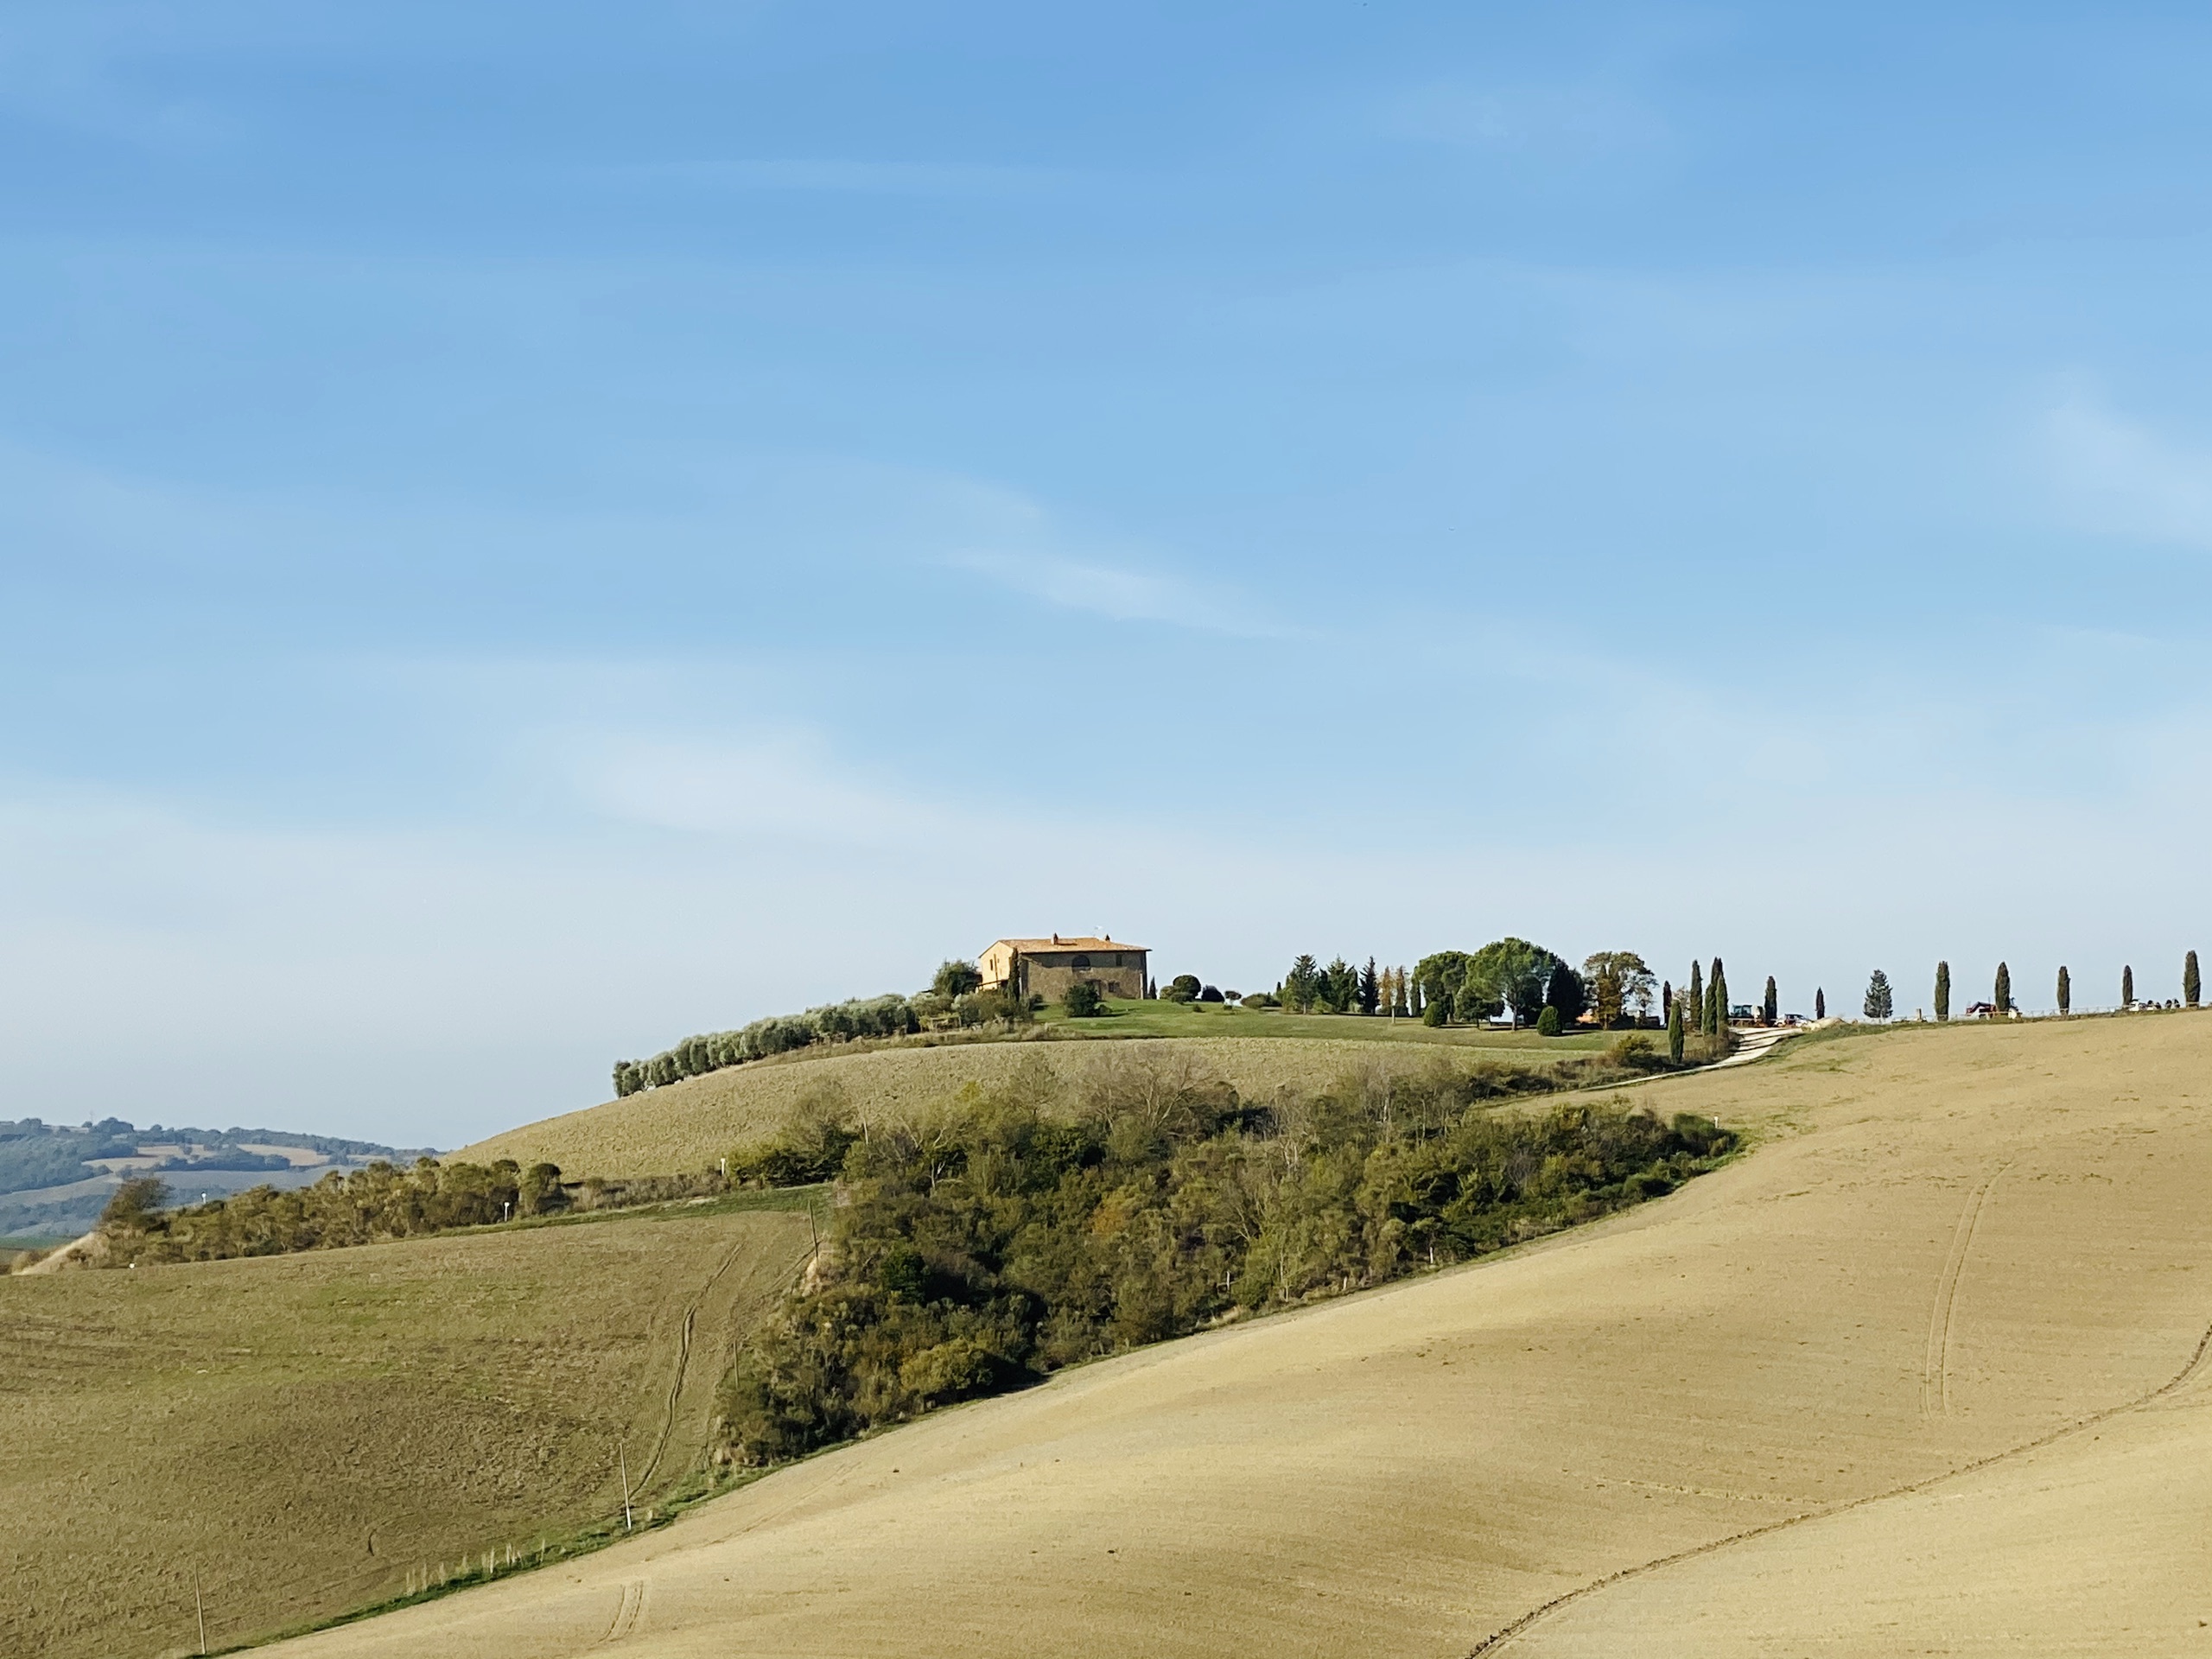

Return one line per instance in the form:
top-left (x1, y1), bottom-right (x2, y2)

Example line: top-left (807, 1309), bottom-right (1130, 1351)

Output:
top-left (1934, 961), bottom-right (1951, 1023)
top-left (1762, 976), bottom-right (1778, 1027)
top-left (1864, 969), bottom-right (1894, 1021)
top-left (1321, 957), bottom-right (1358, 1014)
top-left (2123, 963), bottom-right (2136, 1008)
top-left (1545, 960), bottom-right (1589, 1027)
top-left (1357, 957), bottom-right (1381, 1016)
top-left (1662, 980), bottom-right (1673, 1024)
top-left (1815, 987), bottom-right (1827, 1020)
top-left (1688, 961), bottom-right (1704, 1034)
top-left (2187, 950), bottom-right (2202, 1009)
top-left (1707, 957), bottom-right (1728, 1035)
top-left (1667, 998), bottom-right (1685, 1064)
top-left (2057, 965), bottom-right (2071, 1015)
top-left (1994, 961), bottom-right (2012, 1015)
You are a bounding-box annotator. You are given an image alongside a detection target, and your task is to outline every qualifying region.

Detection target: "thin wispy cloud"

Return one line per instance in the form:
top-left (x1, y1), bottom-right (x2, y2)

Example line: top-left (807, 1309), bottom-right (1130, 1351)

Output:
top-left (567, 732), bottom-right (975, 845)
top-left (586, 157), bottom-right (1064, 199)
top-left (1382, 79), bottom-right (1666, 155)
top-left (946, 549), bottom-right (1300, 639)
top-left (2046, 399), bottom-right (2212, 550)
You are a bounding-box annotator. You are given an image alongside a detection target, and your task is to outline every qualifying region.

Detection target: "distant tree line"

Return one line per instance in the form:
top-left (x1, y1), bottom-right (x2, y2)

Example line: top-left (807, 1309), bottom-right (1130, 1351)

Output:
top-left (714, 1058), bottom-right (1735, 1468)
top-left (614, 960), bottom-right (1033, 1097)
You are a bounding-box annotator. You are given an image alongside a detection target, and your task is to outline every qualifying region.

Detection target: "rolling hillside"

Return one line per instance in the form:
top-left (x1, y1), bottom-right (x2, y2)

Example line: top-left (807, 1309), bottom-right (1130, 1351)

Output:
top-left (462, 1025), bottom-right (1603, 1178)
top-left (263, 1012), bottom-right (2212, 1657)
top-left (0, 1198), bottom-right (813, 1659)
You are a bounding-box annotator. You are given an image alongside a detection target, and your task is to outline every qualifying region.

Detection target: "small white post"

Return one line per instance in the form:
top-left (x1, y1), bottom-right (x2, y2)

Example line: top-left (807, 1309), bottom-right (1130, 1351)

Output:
top-left (620, 1445), bottom-right (634, 1530)
top-left (194, 1568), bottom-right (207, 1656)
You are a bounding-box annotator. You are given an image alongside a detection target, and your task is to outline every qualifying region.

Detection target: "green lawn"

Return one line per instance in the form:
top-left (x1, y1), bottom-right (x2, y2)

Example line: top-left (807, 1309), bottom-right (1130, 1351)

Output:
top-left (1033, 998), bottom-right (1619, 1051)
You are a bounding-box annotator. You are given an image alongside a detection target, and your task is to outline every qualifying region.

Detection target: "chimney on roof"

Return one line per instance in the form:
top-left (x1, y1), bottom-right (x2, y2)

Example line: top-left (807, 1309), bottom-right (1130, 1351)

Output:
top-left (1052, 932), bottom-right (1060, 944)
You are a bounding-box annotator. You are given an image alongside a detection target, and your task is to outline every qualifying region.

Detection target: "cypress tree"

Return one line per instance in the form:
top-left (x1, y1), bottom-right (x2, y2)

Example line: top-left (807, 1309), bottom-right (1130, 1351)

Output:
top-left (1993, 961), bottom-right (2011, 1015)
top-left (1688, 961), bottom-right (1704, 1033)
top-left (1667, 998), bottom-right (1685, 1064)
top-left (1815, 987), bottom-right (1827, 1020)
top-left (1934, 961), bottom-right (1950, 1023)
top-left (1662, 980), bottom-right (1673, 1024)
top-left (1761, 976), bottom-right (1778, 1027)
top-left (1410, 978), bottom-right (1423, 1017)
top-left (2186, 950), bottom-right (2201, 1009)
top-left (2123, 964), bottom-right (2135, 1007)
top-left (1713, 958), bottom-right (1729, 1033)
top-left (2056, 965), bottom-right (2070, 1015)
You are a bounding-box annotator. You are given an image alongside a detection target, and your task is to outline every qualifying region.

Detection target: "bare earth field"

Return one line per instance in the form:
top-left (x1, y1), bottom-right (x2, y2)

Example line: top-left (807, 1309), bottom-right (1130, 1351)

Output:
top-left (267, 1012), bottom-right (2212, 1657)
top-left (0, 1204), bottom-right (811, 1659)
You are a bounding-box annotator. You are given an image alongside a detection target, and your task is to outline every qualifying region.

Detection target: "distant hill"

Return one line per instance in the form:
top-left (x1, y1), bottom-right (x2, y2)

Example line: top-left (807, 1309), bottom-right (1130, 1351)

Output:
top-left (0, 1117), bottom-right (435, 1243)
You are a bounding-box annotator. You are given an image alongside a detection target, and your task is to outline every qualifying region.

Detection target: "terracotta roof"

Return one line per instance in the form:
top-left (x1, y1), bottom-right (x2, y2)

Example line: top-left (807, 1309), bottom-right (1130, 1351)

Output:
top-left (984, 937), bottom-right (1147, 953)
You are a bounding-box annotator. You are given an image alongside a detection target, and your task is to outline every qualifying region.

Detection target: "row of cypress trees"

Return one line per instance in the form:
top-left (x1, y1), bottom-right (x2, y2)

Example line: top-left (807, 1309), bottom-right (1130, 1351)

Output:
top-left (1924, 952), bottom-right (2201, 1020)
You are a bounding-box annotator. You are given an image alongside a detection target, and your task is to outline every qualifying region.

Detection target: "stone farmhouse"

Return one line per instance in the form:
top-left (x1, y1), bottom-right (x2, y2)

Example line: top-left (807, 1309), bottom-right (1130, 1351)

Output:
top-left (977, 935), bottom-right (1149, 1004)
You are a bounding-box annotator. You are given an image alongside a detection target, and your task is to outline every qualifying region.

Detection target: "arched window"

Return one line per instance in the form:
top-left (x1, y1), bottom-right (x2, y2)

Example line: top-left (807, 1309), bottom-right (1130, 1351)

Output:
top-left (1071, 954), bottom-right (1091, 970)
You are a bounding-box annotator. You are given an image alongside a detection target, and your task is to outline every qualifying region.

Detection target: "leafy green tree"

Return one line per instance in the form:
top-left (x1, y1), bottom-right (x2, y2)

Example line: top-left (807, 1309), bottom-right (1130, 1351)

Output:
top-left (932, 960), bottom-right (982, 998)
top-left (2123, 964), bottom-right (2135, 1007)
top-left (1065, 982), bottom-right (1104, 1018)
top-left (1864, 969), bottom-right (1894, 1020)
top-left (1357, 957), bottom-right (1381, 1016)
top-left (1762, 976), bottom-right (1778, 1027)
top-left (1409, 976), bottom-right (1424, 1017)
top-left (1413, 952), bottom-right (1470, 1019)
top-left (2057, 965), bottom-right (2070, 1014)
top-left (1466, 938), bottom-right (1555, 1028)
top-left (1934, 961), bottom-right (1950, 1023)
top-left (1666, 998), bottom-right (1685, 1064)
top-left (1535, 1006), bottom-right (1562, 1037)
top-left (519, 1163), bottom-right (565, 1216)
top-left (1993, 962), bottom-right (2012, 1015)
top-left (2187, 950), bottom-right (2201, 1009)
top-left (1583, 951), bottom-right (1655, 1028)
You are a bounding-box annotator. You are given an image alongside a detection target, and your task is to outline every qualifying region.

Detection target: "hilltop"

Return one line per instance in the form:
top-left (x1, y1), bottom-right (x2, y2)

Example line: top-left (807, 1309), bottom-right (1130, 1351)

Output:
top-left (463, 1007), bottom-right (1622, 1177)
top-left (259, 1011), bottom-right (2212, 1657)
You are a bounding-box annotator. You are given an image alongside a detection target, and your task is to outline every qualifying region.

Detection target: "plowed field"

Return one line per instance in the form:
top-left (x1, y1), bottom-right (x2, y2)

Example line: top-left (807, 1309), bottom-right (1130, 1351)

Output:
top-left (263, 1013), bottom-right (2212, 1656)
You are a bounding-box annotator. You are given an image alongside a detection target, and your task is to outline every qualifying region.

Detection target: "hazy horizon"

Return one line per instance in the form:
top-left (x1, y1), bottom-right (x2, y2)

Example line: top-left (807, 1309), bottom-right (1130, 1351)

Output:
top-left (6, 3), bottom-right (2212, 1146)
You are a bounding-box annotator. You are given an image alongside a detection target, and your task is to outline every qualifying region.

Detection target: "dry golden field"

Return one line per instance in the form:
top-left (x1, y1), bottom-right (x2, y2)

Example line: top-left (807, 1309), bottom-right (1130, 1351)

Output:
top-left (265, 1011), bottom-right (2212, 1657)
top-left (0, 1202), bottom-right (811, 1659)
top-left (461, 1033), bottom-right (1586, 1178)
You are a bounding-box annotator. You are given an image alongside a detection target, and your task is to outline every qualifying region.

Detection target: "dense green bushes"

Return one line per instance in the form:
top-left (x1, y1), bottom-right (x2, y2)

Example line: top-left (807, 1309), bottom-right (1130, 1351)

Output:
top-left (714, 1057), bottom-right (1733, 1467)
top-left (88, 1157), bottom-right (717, 1266)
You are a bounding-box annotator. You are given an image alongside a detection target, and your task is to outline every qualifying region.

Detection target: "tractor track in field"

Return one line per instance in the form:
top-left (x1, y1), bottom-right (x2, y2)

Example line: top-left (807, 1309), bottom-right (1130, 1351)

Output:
top-left (1923, 1160), bottom-right (2011, 1420)
top-left (1467, 1306), bottom-right (2212, 1655)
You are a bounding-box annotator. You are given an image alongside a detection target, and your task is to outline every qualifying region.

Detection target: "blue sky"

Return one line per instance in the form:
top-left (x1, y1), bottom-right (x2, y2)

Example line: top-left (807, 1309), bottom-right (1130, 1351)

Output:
top-left (6, 3), bottom-right (2212, 1145)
